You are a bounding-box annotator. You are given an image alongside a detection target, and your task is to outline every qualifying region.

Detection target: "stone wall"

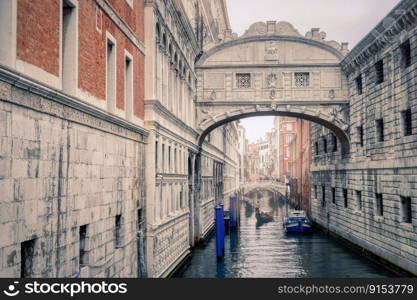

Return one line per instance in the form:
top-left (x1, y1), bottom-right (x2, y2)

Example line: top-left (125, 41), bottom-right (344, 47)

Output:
top-left (311, 0), bottom-right (417, 275)
top-left (0, 76), bottom-right (147, 278)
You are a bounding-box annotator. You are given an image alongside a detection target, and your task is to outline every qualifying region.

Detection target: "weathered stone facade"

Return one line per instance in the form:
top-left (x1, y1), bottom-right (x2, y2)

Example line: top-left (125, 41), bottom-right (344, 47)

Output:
top-left (143, 0), bottom-right (240, 277)
top-left (0, 71), bottom-right (147, 277)
top-left (311, 0), bottom-right (417, 275)
top-left (0, 0), bottom-right (148, 278)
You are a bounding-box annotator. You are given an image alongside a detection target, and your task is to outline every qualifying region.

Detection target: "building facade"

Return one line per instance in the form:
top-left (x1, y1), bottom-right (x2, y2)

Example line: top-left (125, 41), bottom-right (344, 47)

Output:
top-left (143, 0), bottom-right (240, 278)
top-left (276, 117), bottom-right (297, 183)
top-left (0, 0), bottom-right (147, 277)
top-left (311, 0), bottom-right (417, 275)
top-left (288, 120), bottom-right (311, 213)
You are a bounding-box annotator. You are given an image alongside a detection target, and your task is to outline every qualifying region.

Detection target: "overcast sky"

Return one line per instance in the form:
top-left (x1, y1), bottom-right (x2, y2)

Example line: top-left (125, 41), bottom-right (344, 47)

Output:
top-left (225, 0), bottom-right (401, 142)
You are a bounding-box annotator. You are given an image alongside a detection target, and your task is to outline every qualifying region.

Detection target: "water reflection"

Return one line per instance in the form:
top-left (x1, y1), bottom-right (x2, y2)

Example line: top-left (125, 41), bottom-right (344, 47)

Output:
top-left (175, 192), bottom-right (396, 278)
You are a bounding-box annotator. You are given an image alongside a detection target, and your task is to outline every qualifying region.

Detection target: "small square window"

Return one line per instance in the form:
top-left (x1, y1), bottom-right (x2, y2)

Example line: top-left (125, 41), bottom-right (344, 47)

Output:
top-left (375, 119), bottom-right (384, 142)
top-left (375, 60), bottom-right (384, 84)
top-left (236, 73), bottom-right (251, 88)
top-left (355, 75), bottom-right (363, 95)
top-left (402, 109), bottom-right (413, 136)
top-left (400, 40), bottom-right (411, 69)
top-left (375, 193), bottom-right (383, 216)
top-left (400, 196), bottom-right (412, 223)
top-left (295, 72), bottom-right (310, 87)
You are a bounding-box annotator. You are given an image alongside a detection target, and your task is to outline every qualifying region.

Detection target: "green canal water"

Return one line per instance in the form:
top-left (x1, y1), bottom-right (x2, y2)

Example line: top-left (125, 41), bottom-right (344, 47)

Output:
top-left (175, 196), bottom-right (396, 278)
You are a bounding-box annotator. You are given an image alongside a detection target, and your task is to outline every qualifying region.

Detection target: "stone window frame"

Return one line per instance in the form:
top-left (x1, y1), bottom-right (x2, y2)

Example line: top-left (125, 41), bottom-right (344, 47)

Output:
top-left (95, 4), bottom-right (102, 33)
top-left (332, 134), bottom-right (338, 152)
top-left (343, 188), bottom-right (348, 208)
top-left (235, 73), bottom-right (252, 89)
top-left (355, 190), bottom-right (362, 212)
top-left (124, 50), bottom-right (134, 120)
top-left (375, 118), bottom-right (384, 142)
top-left (106, 32), bottom-right (117, 113)
top-left (400, 39), bottom-right (411, 69)
top-left (356, 125), bottom-right (364, 147)
top-left (21, 238), bottom-right (38, 278)
top-left (79, 224), bottom-right (88, 265)
top-left (294, 72), bottom-right (310, 88)
top-left (401, 109), bottom-right (413, 137)
top-left (400, 196), bottom-right (412, 224)
top-left (355, 74), bottom-right (363, 95)
top-left (115, 214), bottom-right (123, 248)
top-left (374, 193), bottom-right (384, 217)
top-left (322, 136), bottom-right (328, 153)
top-left (331, 187), bottom-right (336, 204)
top-left (375, 60), bottom-right (384, 85)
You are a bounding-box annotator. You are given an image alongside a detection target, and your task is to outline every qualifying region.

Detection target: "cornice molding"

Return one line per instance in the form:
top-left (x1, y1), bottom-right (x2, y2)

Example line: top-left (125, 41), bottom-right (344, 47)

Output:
top-left (341, 0), bottom-right (417, 76)
top-left (197, 35), bottom-right (346, 66)
top-left (96, 0), bottom-right (145, 54)
top-left (0, 64), bottom-right (149, 140)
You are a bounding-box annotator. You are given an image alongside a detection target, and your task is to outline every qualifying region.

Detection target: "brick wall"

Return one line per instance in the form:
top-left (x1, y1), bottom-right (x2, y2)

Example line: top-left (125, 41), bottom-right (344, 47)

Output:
top-left (78, 0), bottom-right (145, 118)
top-left (15, 0), bottom-right (145, 119)
top-left (17, 0), bottom-right (60, 76)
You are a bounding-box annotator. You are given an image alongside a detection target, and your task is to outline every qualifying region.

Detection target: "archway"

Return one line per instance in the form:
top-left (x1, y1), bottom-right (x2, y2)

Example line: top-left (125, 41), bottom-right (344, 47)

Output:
top-left (191, 21), bottom-right (351, 242)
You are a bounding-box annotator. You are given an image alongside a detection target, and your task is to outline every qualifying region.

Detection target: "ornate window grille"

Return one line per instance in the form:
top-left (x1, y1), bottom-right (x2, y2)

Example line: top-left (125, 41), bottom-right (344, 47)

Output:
top-left (294, 72), bottom-right (310, 87)
top-left (236, 73), bottom-right (251, 88)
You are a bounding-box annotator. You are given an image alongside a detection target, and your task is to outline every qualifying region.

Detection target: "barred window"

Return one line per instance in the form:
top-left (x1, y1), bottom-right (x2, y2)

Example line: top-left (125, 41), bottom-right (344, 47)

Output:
top-left (376, 119), bottom-right (384, 142)
top-left (295, 72), bottom-right (310, 87)
top-left (375, 60), bottom-right (384, 84)
top-left (355, 75), bottom-right (363, 95)
top-left (401, 40), bottom-right (411, 69)
top-left (402, 109), bottom-right (412, 136)
top-left (236, 73), bottom-right (251, 88)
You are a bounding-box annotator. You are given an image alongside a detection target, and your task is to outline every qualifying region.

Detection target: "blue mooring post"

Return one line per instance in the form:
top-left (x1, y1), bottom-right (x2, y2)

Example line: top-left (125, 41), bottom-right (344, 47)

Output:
top-left (215, 205), bottom-right (225, 260)
top-left (219, 204), bottom-right (225, 255)
top-left (229, 195), bottom-right (236, 229)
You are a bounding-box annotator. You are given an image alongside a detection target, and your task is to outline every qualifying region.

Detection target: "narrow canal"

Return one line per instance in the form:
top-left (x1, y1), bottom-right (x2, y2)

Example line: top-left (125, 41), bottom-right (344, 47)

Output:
top-left (175, 194), bottom-right (396, 278)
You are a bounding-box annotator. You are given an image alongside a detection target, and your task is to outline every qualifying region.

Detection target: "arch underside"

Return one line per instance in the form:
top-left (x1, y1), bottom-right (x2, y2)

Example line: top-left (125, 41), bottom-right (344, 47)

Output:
top-left (197, 103), bottom-right (350, 153)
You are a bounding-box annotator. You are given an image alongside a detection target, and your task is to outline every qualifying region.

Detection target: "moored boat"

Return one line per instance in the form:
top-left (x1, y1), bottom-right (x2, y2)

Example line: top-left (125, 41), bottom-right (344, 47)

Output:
top-left (283, 210), bottom-right (312, 233)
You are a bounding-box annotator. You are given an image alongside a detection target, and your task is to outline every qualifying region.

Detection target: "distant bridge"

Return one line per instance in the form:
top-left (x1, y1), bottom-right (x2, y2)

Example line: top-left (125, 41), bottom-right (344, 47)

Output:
top-left (240, 180), bottom-right (287, 195)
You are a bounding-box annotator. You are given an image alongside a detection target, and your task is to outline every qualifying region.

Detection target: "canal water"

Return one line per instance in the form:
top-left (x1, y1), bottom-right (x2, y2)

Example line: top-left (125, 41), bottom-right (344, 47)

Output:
top-left (175, 195), bottom-right (396, 278)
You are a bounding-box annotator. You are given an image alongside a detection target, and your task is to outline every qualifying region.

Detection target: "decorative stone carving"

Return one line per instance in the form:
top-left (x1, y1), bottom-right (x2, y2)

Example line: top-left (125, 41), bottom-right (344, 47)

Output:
top-left (265, 42), bottom-right (279, 61)
top-left (209, 90), bottom-right (217, 100)
top-left (329, 89), bottom-right (336, 99)
top-left (266, 72), bottom-right (278, 88)
top-left (270, 89), bottom-right (277, 100)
